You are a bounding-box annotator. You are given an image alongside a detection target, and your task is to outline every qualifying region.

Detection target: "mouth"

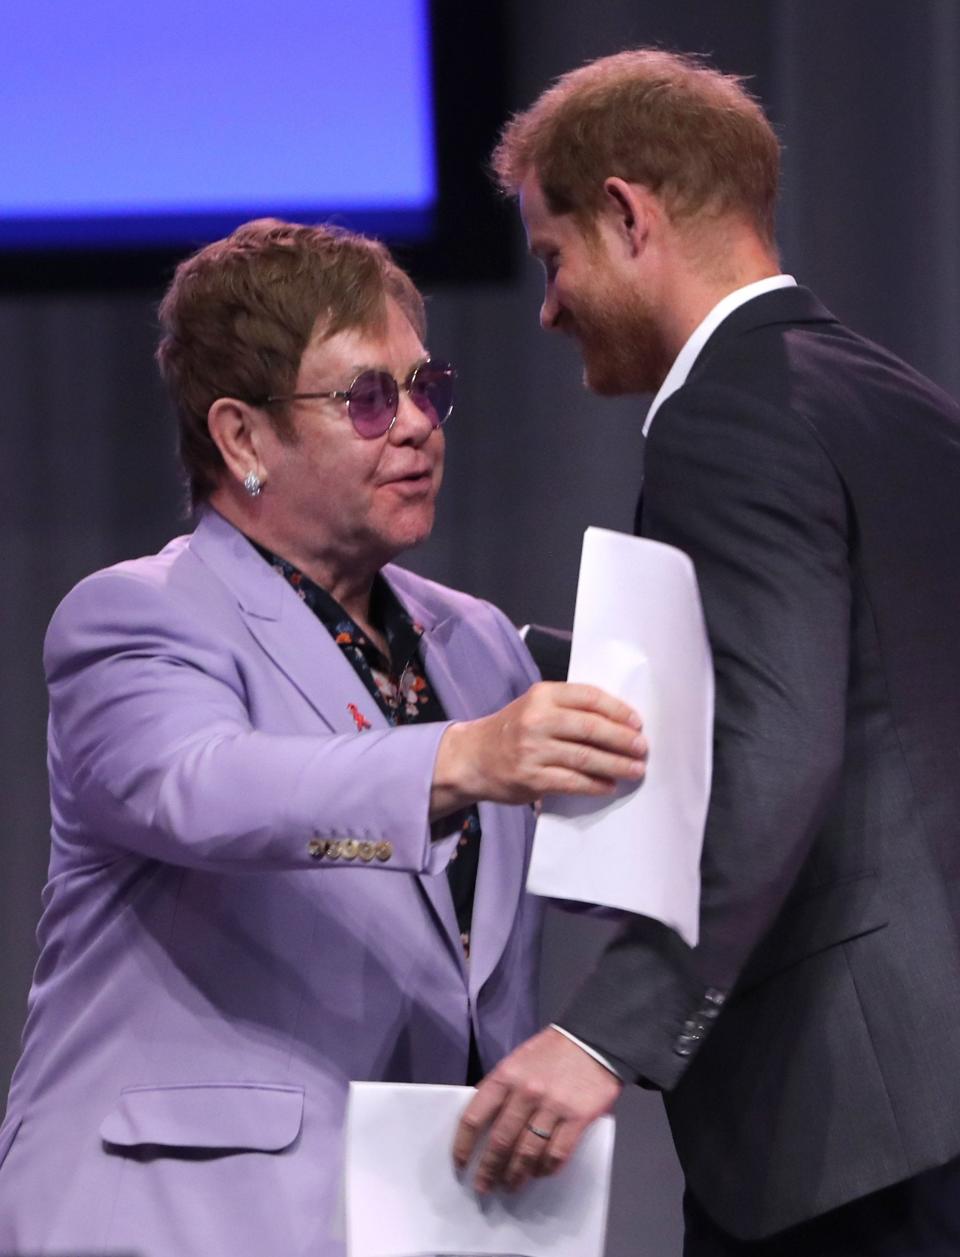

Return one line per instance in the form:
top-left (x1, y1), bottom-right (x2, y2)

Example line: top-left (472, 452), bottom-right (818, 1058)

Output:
top-left (379, 466), bottom-right (435, 494)
top-left (555, 312), bottom-right (575, 336)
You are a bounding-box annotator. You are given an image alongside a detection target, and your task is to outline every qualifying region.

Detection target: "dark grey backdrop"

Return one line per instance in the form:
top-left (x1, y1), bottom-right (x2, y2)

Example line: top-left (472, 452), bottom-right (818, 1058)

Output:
top-left (3, 3), bottom-right (959, 1254)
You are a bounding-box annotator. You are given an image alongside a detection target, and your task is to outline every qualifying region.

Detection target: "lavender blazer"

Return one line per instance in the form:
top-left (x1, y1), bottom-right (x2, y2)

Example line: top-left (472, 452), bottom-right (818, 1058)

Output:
top-left (0, 509), bottom-right (542, 1257)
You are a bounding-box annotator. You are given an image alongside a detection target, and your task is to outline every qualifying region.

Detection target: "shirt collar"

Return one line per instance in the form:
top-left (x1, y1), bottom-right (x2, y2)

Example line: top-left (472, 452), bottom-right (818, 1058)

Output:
top-left (642, 274), bottom-right (798, 437)
top-left (249, 541), bottom-right (422, 669)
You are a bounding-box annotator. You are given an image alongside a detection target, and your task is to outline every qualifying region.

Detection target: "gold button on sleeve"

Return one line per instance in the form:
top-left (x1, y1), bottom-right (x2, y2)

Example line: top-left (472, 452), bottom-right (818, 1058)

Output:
top-left (308, 838), bottom-right (328, 860)
top-left (341, 839), bottom-right (359, 861)
top-left (358, 841), bottom-right (375, 863)
top-left (374, 841), bottom-right (393, 862)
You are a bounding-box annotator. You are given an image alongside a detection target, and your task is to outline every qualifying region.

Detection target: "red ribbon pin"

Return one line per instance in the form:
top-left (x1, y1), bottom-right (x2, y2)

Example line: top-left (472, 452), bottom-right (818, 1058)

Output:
top-left (347, 702), bottom-right (372, 731)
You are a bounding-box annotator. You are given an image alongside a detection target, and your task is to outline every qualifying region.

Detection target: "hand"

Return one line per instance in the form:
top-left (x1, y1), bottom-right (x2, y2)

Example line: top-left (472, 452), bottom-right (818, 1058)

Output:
top-left (431, 682), bottom-right (647, 818)
top-left (452, 1026), bottom-right (623, 1193)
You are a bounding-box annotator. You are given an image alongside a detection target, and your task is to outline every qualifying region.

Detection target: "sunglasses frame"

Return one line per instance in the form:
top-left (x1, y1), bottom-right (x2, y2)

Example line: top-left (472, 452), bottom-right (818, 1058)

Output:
top-left (258, 358), bottom-right (455, 439)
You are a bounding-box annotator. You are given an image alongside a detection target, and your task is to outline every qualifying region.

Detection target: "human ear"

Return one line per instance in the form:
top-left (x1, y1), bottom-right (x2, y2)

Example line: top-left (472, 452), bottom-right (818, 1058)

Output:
top-left (207, 397), bottom-right (268, 490)
top-left (601, 177), bottom-right (655, 257)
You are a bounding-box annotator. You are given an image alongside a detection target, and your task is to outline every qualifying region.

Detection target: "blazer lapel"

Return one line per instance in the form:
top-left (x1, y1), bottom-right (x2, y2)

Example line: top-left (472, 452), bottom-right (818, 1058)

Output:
top-left (403, 581), bottom-right (529, 995)
top-left (189, 509), bottom-right (387, 737)
top-left (387, 605), bottom-right (472, 971)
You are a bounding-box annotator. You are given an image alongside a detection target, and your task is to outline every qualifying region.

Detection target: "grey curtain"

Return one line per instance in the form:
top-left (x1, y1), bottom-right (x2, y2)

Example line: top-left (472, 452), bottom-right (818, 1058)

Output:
top-left (4, 4), bottom-right (958, 1253)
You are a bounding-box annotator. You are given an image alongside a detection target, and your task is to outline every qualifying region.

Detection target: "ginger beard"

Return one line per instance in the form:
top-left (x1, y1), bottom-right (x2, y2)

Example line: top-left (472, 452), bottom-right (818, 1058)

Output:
top-left (559, 272), bottom-right (672, 398)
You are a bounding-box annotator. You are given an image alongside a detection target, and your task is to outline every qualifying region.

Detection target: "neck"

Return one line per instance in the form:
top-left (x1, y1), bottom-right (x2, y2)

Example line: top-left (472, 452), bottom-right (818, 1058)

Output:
top-left (208, 494), bottom-right (379, 627)
top-left (660, 222), bottom-right (780, 360)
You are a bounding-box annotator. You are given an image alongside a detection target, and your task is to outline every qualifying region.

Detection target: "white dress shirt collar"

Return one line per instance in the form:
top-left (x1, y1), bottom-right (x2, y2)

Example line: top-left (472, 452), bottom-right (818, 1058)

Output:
top-left (642, 274), bottom-right (798, 437)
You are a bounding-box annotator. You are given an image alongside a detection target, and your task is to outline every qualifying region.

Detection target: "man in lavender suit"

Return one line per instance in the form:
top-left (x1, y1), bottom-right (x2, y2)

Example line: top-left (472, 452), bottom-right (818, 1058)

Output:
top-left (0, 219), bottom-right (647, 1256)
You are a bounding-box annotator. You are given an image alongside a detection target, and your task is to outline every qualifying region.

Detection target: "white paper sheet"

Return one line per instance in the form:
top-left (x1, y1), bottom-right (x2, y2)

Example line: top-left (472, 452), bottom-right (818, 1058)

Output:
top-left (345, 1082), bottom-right (615, 1257)
top-left (526, 527), bottom-right (713, 946)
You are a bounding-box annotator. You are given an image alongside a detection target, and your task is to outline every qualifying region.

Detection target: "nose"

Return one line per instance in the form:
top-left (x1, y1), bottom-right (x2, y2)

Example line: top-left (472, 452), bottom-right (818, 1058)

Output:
top-left (387, 389), bottom-right (436, 446)
top-left (540, 282), bottom-right (561, 331)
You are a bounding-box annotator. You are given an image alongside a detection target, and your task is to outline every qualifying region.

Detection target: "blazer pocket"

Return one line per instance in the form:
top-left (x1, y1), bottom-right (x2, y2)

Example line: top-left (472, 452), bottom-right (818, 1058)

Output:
top-left (100, 1082), bottom-right (304, 1152)
top-left (735, 872), bottom-right (888, 997)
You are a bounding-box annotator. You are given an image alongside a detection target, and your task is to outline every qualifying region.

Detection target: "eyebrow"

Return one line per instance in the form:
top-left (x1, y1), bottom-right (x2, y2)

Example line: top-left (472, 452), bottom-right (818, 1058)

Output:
top-left (344, 354), bottom-right (431, 377)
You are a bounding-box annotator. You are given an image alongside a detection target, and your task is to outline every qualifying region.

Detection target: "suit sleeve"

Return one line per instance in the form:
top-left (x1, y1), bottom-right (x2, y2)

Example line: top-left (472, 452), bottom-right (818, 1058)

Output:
top-left (560, 383), bottom-right (851, 1088)
top-left (45, 569), bottom-right (462, 876)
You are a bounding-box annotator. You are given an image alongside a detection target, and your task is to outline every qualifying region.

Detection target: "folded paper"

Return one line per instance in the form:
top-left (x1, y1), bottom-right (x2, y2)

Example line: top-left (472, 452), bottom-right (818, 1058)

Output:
top-left (346, 1082), bottom-right (615, 1257)
top-left (527, 527), bottom-right (713, 946)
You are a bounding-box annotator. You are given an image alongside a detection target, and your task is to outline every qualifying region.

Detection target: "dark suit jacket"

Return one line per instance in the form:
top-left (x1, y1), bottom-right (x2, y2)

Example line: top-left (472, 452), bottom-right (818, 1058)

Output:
top-left (561, 286), bottom-right (960, 1240)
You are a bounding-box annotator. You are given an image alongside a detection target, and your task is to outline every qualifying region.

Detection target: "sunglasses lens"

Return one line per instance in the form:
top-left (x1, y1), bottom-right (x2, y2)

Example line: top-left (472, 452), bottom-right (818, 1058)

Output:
top-left (409, 362), bottom-right (454, 428)
top-left (347, 370), bottom-right (398, 438)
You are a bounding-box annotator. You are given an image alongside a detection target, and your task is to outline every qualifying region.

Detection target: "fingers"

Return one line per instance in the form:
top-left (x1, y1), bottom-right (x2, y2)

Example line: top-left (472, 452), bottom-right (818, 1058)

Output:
top-left (548, 681), bottom-right (643, 730)
top-left (452, 1077), bottom-right (507, 1171)
top-left (514, 684), bottom-right (648, 791)
top-left (452, 1074), bottom-right (560, 1195)
top-left (452, 1029), bottom-right (623, 1196)
top-left (545, 710), bottom-right (647, 779)
top-left (431, 680), bottom-right (649, 813)
top-left (502, 1113), bottom-right (566, 1190)
top-left (524, 683), bottom-right (646, 755)
top-left (522, 757), bottom-right (639, 799)
top-left (459, 1079), bottom-right (604, 1194)
top-left (552, 704), bottom-right (646, 750)
top-left (470, 1090), bottom-right (554, 1194)
top-left (538, 1115), bottom-right (582, 1172)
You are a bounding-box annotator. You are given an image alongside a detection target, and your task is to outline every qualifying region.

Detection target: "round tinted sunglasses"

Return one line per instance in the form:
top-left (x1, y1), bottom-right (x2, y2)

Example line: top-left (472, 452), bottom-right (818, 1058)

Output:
top-left (258, 359), bottom-right (455, 439)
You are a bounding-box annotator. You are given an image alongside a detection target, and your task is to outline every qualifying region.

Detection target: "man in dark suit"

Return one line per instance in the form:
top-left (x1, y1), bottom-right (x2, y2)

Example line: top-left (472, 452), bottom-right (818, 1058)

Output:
top-left (453, 48), bottom-right (960, 1254)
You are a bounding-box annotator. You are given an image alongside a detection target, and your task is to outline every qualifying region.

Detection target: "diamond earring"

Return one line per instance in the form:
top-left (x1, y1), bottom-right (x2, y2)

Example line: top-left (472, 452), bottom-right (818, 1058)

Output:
top-left (243, 470), bottom-right (263, 497)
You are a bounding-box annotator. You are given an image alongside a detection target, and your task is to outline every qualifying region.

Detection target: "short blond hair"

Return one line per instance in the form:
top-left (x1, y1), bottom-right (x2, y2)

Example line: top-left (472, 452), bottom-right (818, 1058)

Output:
top-left (492, 49), bottom-right (780, 246)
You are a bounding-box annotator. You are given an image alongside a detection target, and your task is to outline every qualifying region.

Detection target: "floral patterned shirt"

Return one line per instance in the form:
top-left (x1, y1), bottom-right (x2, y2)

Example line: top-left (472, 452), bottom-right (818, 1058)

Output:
top-left (254, 544), bottom-right (481, 957)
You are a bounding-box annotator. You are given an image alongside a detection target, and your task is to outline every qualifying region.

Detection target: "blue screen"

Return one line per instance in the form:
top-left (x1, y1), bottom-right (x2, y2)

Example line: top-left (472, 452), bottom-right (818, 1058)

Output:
top-left (1, 0), bottom-right (436, 247)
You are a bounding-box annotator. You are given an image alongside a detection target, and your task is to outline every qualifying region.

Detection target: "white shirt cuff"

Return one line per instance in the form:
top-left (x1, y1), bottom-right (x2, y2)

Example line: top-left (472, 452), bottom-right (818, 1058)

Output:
top-left (550, 1024), bottom-right (623, 1079)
